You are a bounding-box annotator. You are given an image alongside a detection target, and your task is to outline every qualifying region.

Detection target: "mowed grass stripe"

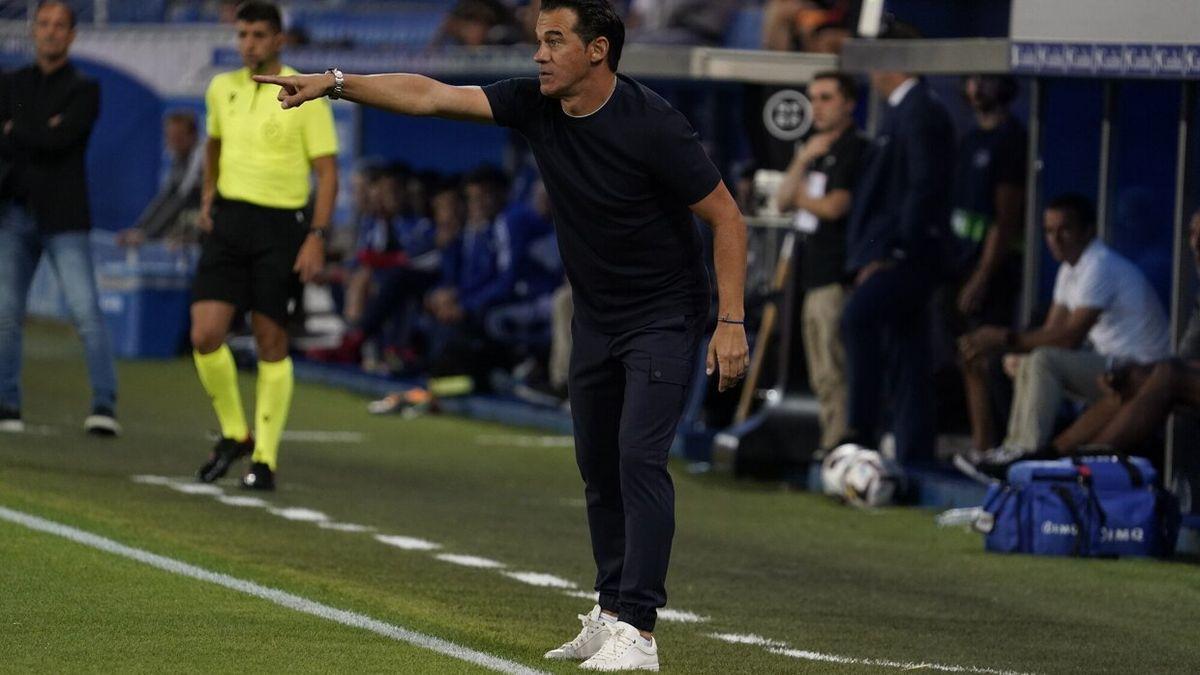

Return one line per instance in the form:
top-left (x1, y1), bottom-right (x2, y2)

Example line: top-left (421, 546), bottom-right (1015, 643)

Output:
top-left (0, 505), bottom-right (546, 675)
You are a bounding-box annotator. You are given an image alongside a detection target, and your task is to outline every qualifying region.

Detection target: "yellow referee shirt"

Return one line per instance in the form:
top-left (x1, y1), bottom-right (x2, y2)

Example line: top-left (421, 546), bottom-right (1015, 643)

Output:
top-left (205, 65), bottom-right (338, 210)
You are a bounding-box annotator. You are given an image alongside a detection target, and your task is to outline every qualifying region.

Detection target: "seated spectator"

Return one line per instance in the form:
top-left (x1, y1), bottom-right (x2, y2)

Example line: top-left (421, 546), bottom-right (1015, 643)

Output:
top-left (421, 166), bottom-right (518, 384)
top-left (626, 0), bottom-right (739, 46)
top-left (485, 181), bottom-right (567, 401)
top-left (309, 177), bottom-right (465, 368)
top-left (344, 167), bottom-right (407, 325)
top-left (762, 0), bottom-right (850, 52)
top-left (1047, 209), bottom-right (1200, 458)
top-left (117, 110), bottom-right (203, 247)
top-left (806, 21), bottom-right (851, 54)
top-left (433, 0), bottom-right (523, 47)
top-left (955, 194), bottom-right (1171, 478)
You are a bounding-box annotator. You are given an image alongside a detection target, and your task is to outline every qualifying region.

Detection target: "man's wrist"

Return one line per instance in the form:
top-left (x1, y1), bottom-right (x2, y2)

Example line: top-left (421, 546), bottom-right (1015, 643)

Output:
top-left (1004, 328), bottom-right (1019, 349)
top-left (324, 68), bottom-right (344, 99)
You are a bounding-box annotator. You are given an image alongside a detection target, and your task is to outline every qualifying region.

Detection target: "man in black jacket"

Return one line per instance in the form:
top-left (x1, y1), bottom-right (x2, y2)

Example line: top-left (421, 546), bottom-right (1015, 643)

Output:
top-left (0, 1), bottom-right (118, 435)
top-left (841, 22), bottom-right (955, 462)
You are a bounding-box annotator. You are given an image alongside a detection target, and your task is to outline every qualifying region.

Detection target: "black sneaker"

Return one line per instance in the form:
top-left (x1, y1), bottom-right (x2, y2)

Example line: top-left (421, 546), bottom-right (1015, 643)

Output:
top-left (241, 461), bottom-right (275, 491)
top-left (84, 406), bottom-right (121, 437)
top-left (0, 407), bottom-right (23, 433)
top-left (197, 436), bottom-right (254, 483)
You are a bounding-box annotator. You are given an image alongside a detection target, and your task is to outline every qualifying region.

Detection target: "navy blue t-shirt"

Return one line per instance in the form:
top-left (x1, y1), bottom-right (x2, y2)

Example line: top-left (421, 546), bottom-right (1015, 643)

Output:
top-left (483, 75), bottom-right (721, 332)
top-left (950, 116), bottom-right (1027, 250)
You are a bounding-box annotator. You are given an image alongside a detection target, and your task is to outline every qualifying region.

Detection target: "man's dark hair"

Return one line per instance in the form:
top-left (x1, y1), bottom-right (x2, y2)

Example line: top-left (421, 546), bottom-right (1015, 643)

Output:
top-left (464, 164), bottom-right (510, 193)
top-left (962, 74), bottom-right (1018, 107)
top-left (812, 71), bottom-right (859, 102)
top-left (1046, 193), bottom-right (1096, 231)
top-left (36, 1), bottom-right (76, 29)
top-left (539, 0), bottom-right (625, 72)
top-left (432, 174), bottom-right (464, 196)
top-left (164, 109), bottom-right (198, 134)
top-left (236, 1), bottom-right (282, 33)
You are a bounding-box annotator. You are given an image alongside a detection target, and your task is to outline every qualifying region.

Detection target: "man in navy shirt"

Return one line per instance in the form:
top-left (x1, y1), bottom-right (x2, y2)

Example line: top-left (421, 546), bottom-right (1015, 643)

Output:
top-left (255, 0), bottom-right (748, 670)
top-left (951, 75), bottom-right (1027, 454)
top-left (841, 22), bottom-right (955, 462)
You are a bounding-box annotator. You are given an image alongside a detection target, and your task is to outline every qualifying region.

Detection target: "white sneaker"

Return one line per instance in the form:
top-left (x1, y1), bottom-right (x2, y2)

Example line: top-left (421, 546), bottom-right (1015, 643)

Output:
top-left (543, 605), bottom-right (613, 661)
top-left (0, 407), bottom-right (23, 433)
top-left (83, 409), bottom-right (121, 437)
top-left (579, 621), bottom-right (659, 671)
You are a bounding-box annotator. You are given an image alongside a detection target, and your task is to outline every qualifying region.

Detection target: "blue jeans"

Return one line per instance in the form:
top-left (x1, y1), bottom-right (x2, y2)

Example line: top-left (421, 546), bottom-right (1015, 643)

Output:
top-left (0, 202), bottom-right (117, 411)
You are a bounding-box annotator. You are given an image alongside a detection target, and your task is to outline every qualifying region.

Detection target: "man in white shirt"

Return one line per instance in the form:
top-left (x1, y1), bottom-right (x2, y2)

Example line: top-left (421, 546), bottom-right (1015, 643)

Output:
top-left (955, 194), bottom-right (1170, 477)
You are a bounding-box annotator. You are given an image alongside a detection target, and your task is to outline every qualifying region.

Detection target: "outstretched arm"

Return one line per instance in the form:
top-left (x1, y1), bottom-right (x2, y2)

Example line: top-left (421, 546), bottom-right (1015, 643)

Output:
top-left (252, 72), bottom-right (495, 123)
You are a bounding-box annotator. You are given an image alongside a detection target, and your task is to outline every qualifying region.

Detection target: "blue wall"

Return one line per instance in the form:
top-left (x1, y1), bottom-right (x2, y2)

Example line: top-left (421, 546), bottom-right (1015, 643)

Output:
top-left (81, 59), bottom-right (162, 232)
top-left (359, 108), bottom-right (508, 173)
top-left (1108, 82), bottom-right (1181, 309)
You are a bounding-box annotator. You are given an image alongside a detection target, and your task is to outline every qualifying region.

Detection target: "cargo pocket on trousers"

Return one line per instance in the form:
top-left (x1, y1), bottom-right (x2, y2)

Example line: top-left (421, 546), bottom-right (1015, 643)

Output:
top-left (649, 355), bottom-right (692, 387)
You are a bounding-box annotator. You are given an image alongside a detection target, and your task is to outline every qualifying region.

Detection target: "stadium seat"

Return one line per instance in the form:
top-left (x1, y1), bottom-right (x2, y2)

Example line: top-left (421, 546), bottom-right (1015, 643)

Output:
top-left (291, 9), bottom-right (445, 48)
top-left (723, 8), bottom-right (764, 50)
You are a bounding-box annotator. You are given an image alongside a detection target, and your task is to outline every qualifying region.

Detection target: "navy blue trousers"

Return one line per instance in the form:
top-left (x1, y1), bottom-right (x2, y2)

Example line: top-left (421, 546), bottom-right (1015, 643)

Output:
top-left (842, 261), bottom-right (938, 461)
top-left (569, 314), bottom-right (703, 632)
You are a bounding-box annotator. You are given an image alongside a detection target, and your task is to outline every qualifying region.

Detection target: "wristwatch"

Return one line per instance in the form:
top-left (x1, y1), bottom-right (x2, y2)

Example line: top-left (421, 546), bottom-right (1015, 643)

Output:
top-left (325, 67), bottom-right (344, 100)
top-left (308, 226), bottom-right (329, 241)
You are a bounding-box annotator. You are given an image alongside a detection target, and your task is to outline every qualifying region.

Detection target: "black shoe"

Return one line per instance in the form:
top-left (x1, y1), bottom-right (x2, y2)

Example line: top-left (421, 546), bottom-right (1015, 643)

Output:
top-left (241, 461), bottom-right (275, 491)
top-left (84, 406), bottom-right (121, 436)
top-left (0, 407), bottom-right (23, 433)
top-left (197, 436), bottom-right (254, 483)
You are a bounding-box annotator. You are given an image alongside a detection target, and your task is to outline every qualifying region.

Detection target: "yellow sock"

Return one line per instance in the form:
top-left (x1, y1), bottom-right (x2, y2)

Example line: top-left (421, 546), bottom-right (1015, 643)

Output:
top-left (253, 357), bottom-right (293, 470)
top-left (193, 345), bottom-right (248, 441)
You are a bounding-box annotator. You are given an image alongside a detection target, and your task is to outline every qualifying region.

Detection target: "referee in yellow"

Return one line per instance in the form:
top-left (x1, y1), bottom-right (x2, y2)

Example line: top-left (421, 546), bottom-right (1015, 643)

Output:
top-left (193, 1), bottom-right (337, 490)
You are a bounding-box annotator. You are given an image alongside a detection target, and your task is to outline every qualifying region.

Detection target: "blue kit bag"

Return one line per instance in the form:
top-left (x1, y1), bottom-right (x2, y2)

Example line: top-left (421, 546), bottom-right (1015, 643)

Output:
top-left (978, 455), bottom-right (1179, 558)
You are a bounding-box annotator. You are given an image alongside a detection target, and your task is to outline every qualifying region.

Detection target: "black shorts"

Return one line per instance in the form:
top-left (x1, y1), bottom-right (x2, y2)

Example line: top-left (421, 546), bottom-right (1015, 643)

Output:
top-left (192, 197), bottom-right (308, 326)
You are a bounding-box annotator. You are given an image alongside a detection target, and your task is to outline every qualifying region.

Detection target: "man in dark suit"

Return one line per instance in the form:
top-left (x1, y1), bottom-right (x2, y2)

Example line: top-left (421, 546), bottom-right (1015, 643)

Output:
top-left (840, 23), bottom-right (955, 461)
top-left (0, 1), bottom-right (117, 436)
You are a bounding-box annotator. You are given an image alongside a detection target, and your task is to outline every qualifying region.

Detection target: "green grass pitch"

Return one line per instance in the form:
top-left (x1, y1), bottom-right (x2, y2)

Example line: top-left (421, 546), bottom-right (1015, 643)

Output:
top-left (2, 321), bottom-right (1198, 673)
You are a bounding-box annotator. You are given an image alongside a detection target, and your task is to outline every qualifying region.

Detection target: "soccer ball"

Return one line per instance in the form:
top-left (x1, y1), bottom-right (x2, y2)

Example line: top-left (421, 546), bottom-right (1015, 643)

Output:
top-left (842, 449), bottom-right (903, 508)
top-left (820, 443), bottom-right (864, 497)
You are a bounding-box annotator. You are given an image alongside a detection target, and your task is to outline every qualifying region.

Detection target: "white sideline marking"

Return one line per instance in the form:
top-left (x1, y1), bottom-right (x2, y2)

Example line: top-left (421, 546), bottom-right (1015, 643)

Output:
top-left (269, 507), bottom-right (329, 523)
top-left (131, 475), bottom-right (174, 486)
top-left (657, 609), bottom-right (708, 623)
top-left (376, 534), bottom-right (441, 551)
top-left (709, 634), bottom-right (1033, 675)
top-left (436, 554), bottom-right (506, 569)
top-left (475, 435), bottom-right (575, 448)
top-left (503, 572), bottom-right (576, 589)
top-left (0, 505), bottom-right (544, 675)
top-left (319, 522), bottom-right (375, 533)
top-left (710, 633), bottom-right (787, 648)
top-left (170, 483), bottom-right (225, 496)
top-left (218, 496), bottom-right (269, 508)
top-left (558, 591), bottom-right (708, 623)
top-left (130, 477), bottom-right (711, 630)
top-left (281, 430), bottom-right (366, 443)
